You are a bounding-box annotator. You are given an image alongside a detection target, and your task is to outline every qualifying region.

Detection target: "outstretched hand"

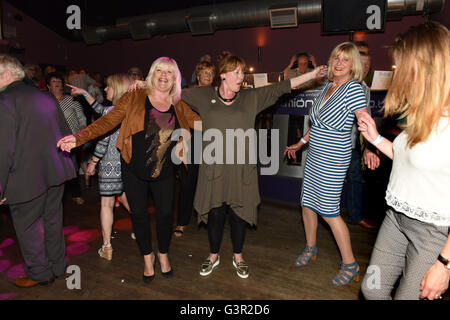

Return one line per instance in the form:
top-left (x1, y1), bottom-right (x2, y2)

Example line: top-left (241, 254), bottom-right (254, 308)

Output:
top-left (57, 135), bottom-right (77, 153)
top-left (66, 84), bottom-right (87, 97)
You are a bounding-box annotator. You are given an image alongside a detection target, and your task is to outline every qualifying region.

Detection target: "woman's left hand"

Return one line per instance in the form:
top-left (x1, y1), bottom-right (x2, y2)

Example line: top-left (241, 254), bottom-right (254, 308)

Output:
top-left (0, 198), bottom-right (6, 205)
top-left (419, 262), bottom-right (450, 300)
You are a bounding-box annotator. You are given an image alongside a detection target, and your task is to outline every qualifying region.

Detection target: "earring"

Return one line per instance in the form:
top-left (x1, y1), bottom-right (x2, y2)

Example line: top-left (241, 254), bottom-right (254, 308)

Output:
top-left (222, 77), bottom-right (226, 80)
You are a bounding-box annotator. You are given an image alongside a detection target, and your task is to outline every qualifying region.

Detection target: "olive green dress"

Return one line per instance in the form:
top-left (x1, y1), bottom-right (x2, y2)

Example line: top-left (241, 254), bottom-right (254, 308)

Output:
top-left (181, 80), bottom-right (291, 225)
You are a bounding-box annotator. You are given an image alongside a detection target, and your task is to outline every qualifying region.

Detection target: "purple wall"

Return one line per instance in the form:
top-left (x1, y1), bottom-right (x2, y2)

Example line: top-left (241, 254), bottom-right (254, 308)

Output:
top-left (1, 2), bottom-right (71, 67)
top-left (3, 1), bottom-right (449, 79)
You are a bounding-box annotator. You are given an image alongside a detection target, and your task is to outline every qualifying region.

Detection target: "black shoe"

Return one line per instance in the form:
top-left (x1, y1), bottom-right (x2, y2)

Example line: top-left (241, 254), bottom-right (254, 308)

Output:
top-left (143, 253), bottom-right (156, 283)
top-left (162, 269), bottom-right (173, 278)
top-left (157, 252), bottom-right (173, 278)
top-left (142, 274), bottom-right (155, 283)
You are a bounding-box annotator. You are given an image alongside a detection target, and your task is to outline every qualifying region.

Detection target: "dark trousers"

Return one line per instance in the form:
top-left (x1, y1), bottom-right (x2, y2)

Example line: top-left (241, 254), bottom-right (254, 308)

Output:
top-left (9, 184), bottom-right (66, 281)
top-left (121, 165), bottom-right (174, 255)
top-left (176, 163), bottom-right (199, 226)
top-left (208, 204), bottom-right (248, 254)
top-left (365, 158), bottom-right (392, 225)
top-left (345, 149), bottom-right (363, 223)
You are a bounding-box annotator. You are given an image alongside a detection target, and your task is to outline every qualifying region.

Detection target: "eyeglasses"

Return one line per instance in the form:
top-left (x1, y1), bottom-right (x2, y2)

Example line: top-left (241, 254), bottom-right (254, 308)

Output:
top-left (200, 70), bottom-right (214, 76)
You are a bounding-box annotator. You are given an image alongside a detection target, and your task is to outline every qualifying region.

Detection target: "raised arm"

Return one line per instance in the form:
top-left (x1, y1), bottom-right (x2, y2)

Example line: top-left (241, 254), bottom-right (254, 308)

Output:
top-left (289, 65), bottom-right (327, 89)
top-left (57, 92), bottom-right (131, 152)
top-left (66, 84), bottom-right (95, 105)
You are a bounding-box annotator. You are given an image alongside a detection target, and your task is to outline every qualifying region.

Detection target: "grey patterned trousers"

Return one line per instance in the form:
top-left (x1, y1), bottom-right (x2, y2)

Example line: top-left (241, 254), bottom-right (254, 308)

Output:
top-left (361, 208), bottom-right (449, 300)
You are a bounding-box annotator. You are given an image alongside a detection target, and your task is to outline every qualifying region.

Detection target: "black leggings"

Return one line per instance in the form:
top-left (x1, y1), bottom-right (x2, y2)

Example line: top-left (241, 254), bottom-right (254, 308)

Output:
top-left (176, 163), bottom-right (199, 226)
top-left (121, 165), bottom-right (174, 255)
top-left (208, 204), bottom-right (248, 254)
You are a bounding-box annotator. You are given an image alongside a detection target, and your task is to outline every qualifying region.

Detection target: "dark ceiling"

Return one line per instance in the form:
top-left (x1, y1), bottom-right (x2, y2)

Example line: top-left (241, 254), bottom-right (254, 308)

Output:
top-left (5, 0), bottom-right (243, 41)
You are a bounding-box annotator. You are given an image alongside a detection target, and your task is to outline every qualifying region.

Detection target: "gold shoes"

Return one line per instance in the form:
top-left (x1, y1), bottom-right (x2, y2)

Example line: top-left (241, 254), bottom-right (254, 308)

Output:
top-left (98, 244), bottom-right (113, 261)
top-left (199, 255), bottom-right (220, 276)
top-left (232, 257), bottom-right (249, 279)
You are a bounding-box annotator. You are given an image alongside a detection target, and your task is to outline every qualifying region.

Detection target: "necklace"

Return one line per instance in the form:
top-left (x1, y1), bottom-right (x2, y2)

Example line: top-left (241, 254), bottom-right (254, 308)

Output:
top-left (217, 88), bottom-right (237, 103)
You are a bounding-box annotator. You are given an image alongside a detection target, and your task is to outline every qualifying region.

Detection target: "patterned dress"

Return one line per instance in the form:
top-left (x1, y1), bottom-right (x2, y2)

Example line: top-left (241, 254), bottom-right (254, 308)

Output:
top-left (91, 101), bottom-right (123, 196)
top-left (301, 80), bottom-right (366, 217)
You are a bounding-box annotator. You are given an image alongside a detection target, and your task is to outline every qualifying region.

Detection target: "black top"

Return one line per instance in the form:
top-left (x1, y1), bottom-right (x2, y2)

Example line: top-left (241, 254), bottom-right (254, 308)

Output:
top-left (124, 97), bottom-right (178, 181)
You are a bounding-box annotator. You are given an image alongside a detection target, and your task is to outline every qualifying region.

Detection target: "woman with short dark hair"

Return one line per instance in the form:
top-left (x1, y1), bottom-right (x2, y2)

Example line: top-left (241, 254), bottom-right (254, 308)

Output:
top-left (182, 54), bottom-right (326, 279)
top-left (46, 72), bottom-right (86, 205)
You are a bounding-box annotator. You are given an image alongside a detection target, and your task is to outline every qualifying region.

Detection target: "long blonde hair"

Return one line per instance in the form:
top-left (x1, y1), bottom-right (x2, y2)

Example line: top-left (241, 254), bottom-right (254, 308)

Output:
top-left (328, 42), bottom-right (364, 82)
top-left (145, 57), bottom-right (182, 104)
top-left (384, 21), bottom-right (450, 147)
top-left (106, 73), bottom-right (132, 105)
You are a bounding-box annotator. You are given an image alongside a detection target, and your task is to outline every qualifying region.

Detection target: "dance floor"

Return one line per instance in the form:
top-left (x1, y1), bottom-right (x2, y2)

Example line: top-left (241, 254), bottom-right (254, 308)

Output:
top-left (0, 178), bottom-right (447, 301)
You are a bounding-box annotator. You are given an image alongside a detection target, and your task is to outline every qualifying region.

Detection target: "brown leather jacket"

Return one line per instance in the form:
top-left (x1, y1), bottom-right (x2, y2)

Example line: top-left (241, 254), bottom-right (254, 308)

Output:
top-left (74, 89), bottom-right (200, 164)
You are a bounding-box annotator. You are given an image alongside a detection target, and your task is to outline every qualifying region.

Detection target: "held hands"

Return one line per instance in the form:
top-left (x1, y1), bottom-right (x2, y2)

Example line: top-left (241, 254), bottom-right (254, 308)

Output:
top-left (66, 84), bottom-right (87, 97)
top-left (358, 113), bottom-right (379, 142)
top-left (128, 80), bottom-right (146, 92)
top-left (57, 135), bottom-right (77, 153)
top-left (419, 262), bottom-right (450, 300)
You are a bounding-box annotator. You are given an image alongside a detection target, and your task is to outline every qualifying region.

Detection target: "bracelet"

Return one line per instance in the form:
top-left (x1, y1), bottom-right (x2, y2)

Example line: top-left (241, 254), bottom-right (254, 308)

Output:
top-left (370, 134), bottom-right (383, 146)
top-left (83, 92), bottom-right (91, 98)
top-left (300, 137), bottom-right (308, 144)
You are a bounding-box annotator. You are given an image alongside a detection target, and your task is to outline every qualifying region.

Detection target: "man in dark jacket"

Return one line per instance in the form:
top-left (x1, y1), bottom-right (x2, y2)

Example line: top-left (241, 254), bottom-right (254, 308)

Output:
top-left (0, 54), bottom-right (76, 288)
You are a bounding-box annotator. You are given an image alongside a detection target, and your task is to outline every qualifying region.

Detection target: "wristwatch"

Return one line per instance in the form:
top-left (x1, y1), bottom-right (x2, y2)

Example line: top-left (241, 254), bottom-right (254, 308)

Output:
top-left (437, 254), bottom-right (450, 270)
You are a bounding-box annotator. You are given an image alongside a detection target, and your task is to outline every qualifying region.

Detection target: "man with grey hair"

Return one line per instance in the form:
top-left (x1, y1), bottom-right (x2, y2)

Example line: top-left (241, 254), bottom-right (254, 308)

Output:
top-left (0, 54), bottom-right (76, 288)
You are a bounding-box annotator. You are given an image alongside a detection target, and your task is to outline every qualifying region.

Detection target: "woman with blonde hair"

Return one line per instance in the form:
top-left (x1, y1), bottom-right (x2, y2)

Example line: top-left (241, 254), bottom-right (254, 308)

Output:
top-left (360, 21), bottom-right (450, 300)
top-left (58, 57), bottom-right (200, 283)
top-left (285, 42), bottom-right (372, 286)
top-left (68, 74), bottom-right (132, 261)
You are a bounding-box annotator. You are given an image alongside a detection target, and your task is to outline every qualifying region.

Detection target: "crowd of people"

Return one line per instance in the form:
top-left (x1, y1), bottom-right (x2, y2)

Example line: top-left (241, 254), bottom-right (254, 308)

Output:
top-left (0, 21), bottom-right (448, 300)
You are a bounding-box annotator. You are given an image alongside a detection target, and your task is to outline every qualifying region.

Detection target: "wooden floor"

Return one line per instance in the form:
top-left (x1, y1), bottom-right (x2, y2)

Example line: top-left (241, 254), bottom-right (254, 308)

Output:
top-left (0, 179), bottom-right (447, 301)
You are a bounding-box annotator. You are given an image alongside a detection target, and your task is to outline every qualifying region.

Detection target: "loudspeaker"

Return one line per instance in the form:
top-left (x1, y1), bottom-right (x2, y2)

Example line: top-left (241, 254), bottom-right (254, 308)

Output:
top-left (130, 21), bottom-right (152, 40)
top-left (322, 0), bottom-right (387, 34)
top-left (187, 15), bottom-right (215, 35)
top-left (81, 27), bottom-right (103, 45)
top-left (269, 7), bottom-right (298, 29)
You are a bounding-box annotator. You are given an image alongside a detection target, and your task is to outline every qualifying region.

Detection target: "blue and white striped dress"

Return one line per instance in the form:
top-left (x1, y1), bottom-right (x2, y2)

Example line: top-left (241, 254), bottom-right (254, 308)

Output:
top-left (301, 80), bottom-right (366, 217)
